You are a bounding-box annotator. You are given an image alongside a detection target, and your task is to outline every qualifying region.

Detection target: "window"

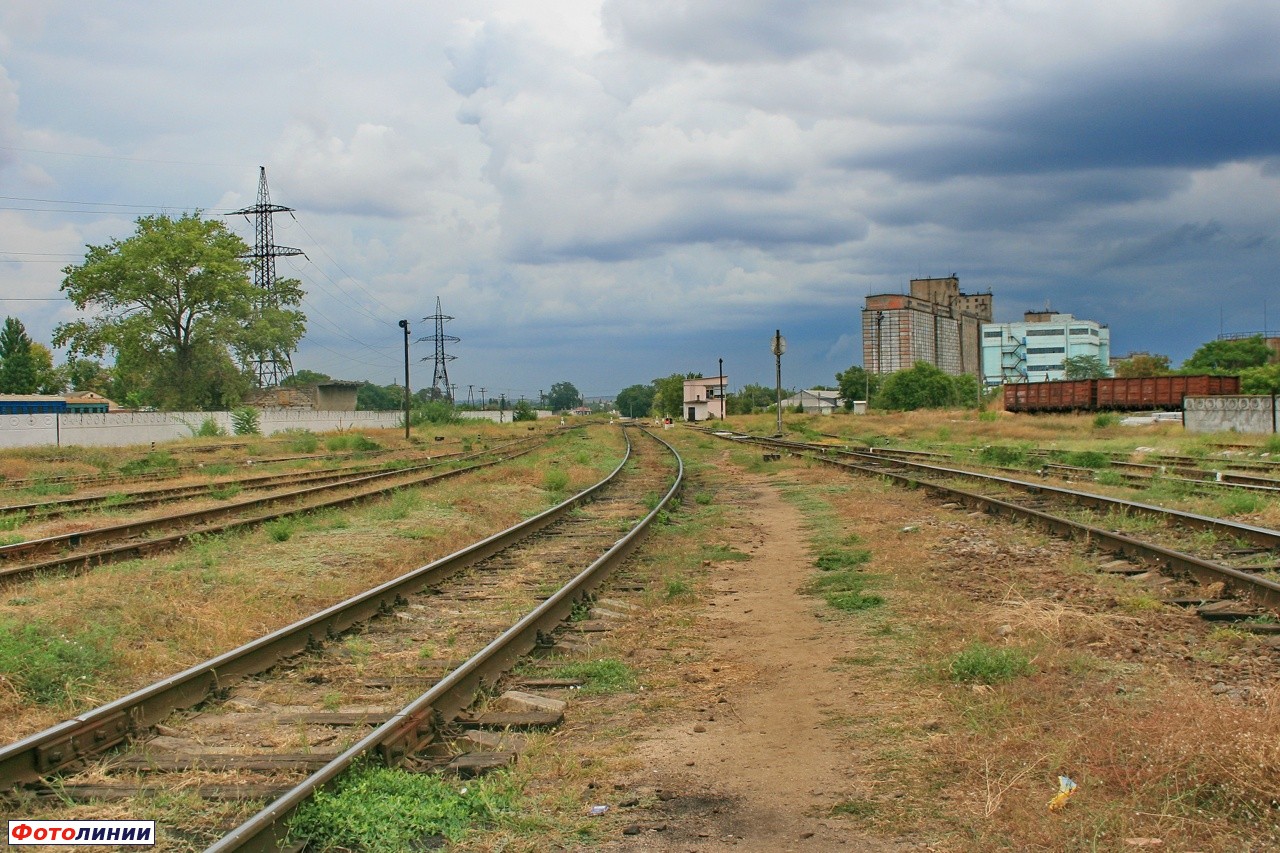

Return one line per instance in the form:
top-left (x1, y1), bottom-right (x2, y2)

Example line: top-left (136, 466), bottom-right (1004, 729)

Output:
top-left (1025, 329), bottom-right (1063, 337)
top-left (1026, 346), bottom-right (1065, 355)
top-left (1070, 327), bottom-right (1090, 335)
top-left (983, 330), bottom-right (1002, 338)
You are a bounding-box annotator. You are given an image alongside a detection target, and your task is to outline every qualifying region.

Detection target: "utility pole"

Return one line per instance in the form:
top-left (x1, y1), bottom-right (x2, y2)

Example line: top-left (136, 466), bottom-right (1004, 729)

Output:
top-left (419, 296), bottom-right (459, 402)
top-left (772, 329), bottom-right (786, 437)
top-left (718, 357), bottom-right (724, 419)
top-left (467, 385), bottom-right (475, 407)
top-left (498, 393), bottom-right (506, 423)
top-left (449, 384), bottom-right (458, 408)
top-left (397, 320), bottom-right (411, 440)
top-left (227, 167), bottom-right (303, 387)
top-left (479, 387), bottom-right (487, 411)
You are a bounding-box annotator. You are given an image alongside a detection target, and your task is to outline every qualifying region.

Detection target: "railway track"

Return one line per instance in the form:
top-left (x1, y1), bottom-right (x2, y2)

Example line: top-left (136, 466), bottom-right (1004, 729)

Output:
top-left (0, 425), bottom-right (681, 850)
top-left (715, 431), bottom-right (1280, 622)
top-left (0, 437), bottom-right (545, 584)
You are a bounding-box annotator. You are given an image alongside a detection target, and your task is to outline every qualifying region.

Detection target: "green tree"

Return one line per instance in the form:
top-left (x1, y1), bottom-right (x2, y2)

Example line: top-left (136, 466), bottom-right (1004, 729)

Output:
top-left (29, 344), bottom-right (63, 394)
top-left (1240, 363), bottom-right (1280, 394)
top-left (357, 382), bottom-right (403, 411)
top-left (1181, 337), bottom-right (1272, 373)
top-left (62, 357), bottom-right (112, 394)
top-left (512, 399), bottom-right (537, 421)
top-left (615, 383), bottom-right (655, 418)
top-left (546, 381), bottom-right (581, 412)
top-left (282, 369), bottom-right (332, 387)
top-left (653, 373), bottom-right (698, 418)
top-left (0, 316), bottom-right (38, 393)
top-left (875, 362), bottom-right (966, 411)
top-left (55, 212), bottom-right (306, 410)
top-left (835, 366), bottom-right (880, 408)
top-left (727, 382), bottom-right (781, 414)
top-left (1062, 354), bottom-right (1110, 379)
top-left (1112, 353), bottom-right (1171, 378)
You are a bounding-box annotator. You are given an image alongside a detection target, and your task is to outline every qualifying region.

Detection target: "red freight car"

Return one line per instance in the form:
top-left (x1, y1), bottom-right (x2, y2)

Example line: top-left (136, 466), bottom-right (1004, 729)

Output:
top-left (1003, 379), bottom-right (1093, 412)
top-left (1004, 375), bottom-right (1239, 413)
top-left (1094, 375), bottom-right (1240, 411)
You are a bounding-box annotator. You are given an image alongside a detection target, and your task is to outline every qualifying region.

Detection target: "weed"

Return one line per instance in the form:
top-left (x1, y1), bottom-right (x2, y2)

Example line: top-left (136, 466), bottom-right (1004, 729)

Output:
top-left (1058, 450), bottom-right (1110, 469)
top-left (231, 407), bottom-right (261, 436)
top-left (1217, 492), bottom-right (1264, 516)
top-left (371, 490), bottom-right (423, 521)
top-left (0, 618), bottom-right (115, 705)
top-left (265, 519), bottom-right (295, 542)
top-left (120, 451), bottom-right (178, 476)
top-left (979, 444), bottom-right (1029, 467)
top-left (322, 692), bottom-right (342, 711)
top-left (1093, 412), bottom-right (1120, 428)
top-left (288, 765), bottom-right (521, 851)
top-left (945, 642), bottom-right (1033, 684)
top-left (1094, 470), bottom-right (1126, 487)
top-left (701, 543), bottom-right (750, 562)
top-left (826, 590), bottom-right (885, 611)
top-left (815, 546), bottom-right (872, 571)
top-left (207, 484), bottom-right (242, 501)
top-left (194, 417), bottom-right (225, 437)
top-left (543, 469), bottom-right (570, 493)
top-left (540, 658), bottom-right (638, 694)
top-left (694, 491), bottom-right (713, 505)
top-left (281, 429), bottom-right (319, 453)
top-left (830, 798), bottom-right (878, 818)
top-left (200, 463), bottom-right (235, 476)
top-left (21, 482), bottom-right (74, 497)
top-left (0, 512), bottom-right (26, 531)
top-left (664, 575), bottom-right (693, 598)
top-left (978, 410), bottom-right (999, 422)
top-left (326, 433), bottom-right (381, 452)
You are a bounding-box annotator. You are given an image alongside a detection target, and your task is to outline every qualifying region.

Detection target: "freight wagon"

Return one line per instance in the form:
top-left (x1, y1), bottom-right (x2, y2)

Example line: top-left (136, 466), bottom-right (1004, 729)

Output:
top-left (1003, 375), bottom-right (1240, 413)
top-left (0, 395), bottom-right (68, 415)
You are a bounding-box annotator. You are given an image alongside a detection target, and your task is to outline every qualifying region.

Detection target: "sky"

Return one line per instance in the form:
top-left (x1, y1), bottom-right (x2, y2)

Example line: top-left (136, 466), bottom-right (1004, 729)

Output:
top-left (2, 1), bottom-right (1280, 402)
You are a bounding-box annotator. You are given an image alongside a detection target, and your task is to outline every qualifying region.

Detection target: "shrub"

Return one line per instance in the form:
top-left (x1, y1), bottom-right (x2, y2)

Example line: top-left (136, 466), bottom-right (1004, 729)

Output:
top-left (543, 469), bottom-right (569, 493)
top-left (978, 444), bottom-right (1028, 467)
top-left (282, 429), bottom-right (319, 453)
top-left (326, 433), bottom-right (381, 452)
top-left (231, 407), bottom-right (261, 436)
top-left (1093, 412), bottom-right (1120, 428)
top-left (945, 642), bottom-right (1033, 684)
top-left (195, 417), bottom-right (226, 437)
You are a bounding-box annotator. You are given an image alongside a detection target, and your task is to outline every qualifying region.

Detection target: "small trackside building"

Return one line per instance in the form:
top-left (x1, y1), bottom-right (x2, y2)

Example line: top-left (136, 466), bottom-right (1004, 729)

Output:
top-left (683, 375), bottom-right (727, 421)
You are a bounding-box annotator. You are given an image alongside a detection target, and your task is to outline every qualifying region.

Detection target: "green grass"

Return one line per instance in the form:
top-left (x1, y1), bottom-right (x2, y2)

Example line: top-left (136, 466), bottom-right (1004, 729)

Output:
top-left (944, 642), bottom-right (1033, 684)
top-left (288, 765), bottom-right (521, 851)
top-left (978, 444), bottom-right (1029, 467)
top-left (370, 490), bottom-right (423, 521)
top-left (815, 546), bottom-right (872, 571)
top-left (119, 451), bottom-right (178, 476)
top-left (325, 434), bottom-right (381, 452)
top-left (543, 469), bottom-right (570, 493)
top-left (0, 512), bottom-right (26, 531)
top-left (1216, 492), bottom-right (1265, 516)
top-left (264, 519), bottom-right (295, 542)
top-left (537, 658), bottom-right (637, 694)
top-left (206, 484), bottom-right (242, 501)
top-left (663, 575), bottom-right (693, 598)
top-left (0, 618), bottom-right (116, 705)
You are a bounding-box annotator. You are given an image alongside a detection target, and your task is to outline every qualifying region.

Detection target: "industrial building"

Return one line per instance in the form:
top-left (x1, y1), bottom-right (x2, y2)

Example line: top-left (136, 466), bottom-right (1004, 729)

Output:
top-left (863, 276), bottom-right (992, 378)
top-left (981, 311), bottom-right (1111, 385)
top-left (683, 375), bottom-right (727, 421)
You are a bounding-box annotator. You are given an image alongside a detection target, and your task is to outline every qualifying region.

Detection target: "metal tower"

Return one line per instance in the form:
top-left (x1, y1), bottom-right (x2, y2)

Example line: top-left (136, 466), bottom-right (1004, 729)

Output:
top-left (228, 166), bottom-right (304, 387)
top-left (419, 296), bottom-right (459, 402)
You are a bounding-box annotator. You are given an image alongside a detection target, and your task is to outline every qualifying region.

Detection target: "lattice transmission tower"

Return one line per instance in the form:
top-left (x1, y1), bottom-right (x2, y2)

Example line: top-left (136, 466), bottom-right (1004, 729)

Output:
top-left (228, 166), bottom-right (304, 387)
top-left (419, 296), bottom-right (459, 402)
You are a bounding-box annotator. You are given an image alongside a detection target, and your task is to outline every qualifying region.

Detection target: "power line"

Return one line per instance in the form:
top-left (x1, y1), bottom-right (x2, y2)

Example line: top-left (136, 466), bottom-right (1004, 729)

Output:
top-left (0, 144), bottom-right (239, 168)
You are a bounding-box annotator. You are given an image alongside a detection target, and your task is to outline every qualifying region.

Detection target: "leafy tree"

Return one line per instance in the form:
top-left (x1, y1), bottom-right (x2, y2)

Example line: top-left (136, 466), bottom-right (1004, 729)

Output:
top-left (1181, 336), bottom-right (1272, 373)
top-left (55, 212), bottom-right (306, 410)
top-left (1113, 353), bottom-right (1171, 378)
top-left (357, 382), bottom-right (404, 411)
top-left (615, 383), bottom-right (655, 418)
top-left (728, 382), bottom-right (782, 414)
top-left (29, 344), bottom-right (63, 394)
top-left (512, 399), bottom-right (537, 421)
top-left (1062, 355), bottom-right (1110, 379)
top-left (546, 381), bottom-right (581, 412)
top-left (875, 362), bottom-right (968, 411)
top-left (0, 316), bottom-right (37, 393)
top-left (282, 369), bottom-right (332, 387)
top-left (62, 357), bottom-right (113, 394)
top-left (1240, 364), bottom-right (1280, 394)
top-left (835, 366), bottom-right (880, 408)
top-left (653, 373), bottom-right (699, 418)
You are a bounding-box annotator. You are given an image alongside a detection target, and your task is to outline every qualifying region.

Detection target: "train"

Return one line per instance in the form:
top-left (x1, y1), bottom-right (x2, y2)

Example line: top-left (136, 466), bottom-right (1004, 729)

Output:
top-left (0, 395), bottom-right (111, 415)
top-left (1003, 375), bottom-right (1240, 413)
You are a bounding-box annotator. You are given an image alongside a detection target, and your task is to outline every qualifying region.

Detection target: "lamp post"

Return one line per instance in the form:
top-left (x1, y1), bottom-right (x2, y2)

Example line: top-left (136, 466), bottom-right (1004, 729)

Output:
top-left (397, 320), bottom-right (411, 440)
top-left (771, 329), bottom-right (786, 436)
top-left (718, 357), bottom-right (724, 420)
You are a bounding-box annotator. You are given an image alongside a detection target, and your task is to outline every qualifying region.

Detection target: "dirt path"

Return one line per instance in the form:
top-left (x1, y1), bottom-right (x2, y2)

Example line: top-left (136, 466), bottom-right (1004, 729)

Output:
top-left (603, 475), bottom-right (914, 851)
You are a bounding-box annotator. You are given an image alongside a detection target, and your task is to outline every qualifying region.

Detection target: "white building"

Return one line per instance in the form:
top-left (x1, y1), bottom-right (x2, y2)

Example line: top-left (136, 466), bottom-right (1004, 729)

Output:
top-left (780, 389), bottom-right (845, 414)
top-left (981, 311), bottom-right (1111, 385)
top-left (683, 375), bottom-right (727, 421)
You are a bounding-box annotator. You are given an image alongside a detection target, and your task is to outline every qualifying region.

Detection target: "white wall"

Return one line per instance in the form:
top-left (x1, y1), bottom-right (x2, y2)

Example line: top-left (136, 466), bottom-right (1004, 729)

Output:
top-left (0, 410), bottom-right (402, 449)
top-left (1184, 396), bottom-right (1277, 434)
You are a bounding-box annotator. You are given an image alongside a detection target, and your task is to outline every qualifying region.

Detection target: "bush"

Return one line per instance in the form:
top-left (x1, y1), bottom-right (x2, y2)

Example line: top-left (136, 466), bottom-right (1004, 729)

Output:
top-left (945, 642), bottom-right (1033, 684)
top-left (195, 416), bottom-right (226, 437)
top-left (326, 433), bottom-right (381, 452)
top-left (978, 444), bottom-right (1028, 467)
top-left (231, 407), bottom-right (261, 436)
top-left (281, 429), bottom-right (318, 453)
top-left (1093, 412), bottom-right (1120, 428)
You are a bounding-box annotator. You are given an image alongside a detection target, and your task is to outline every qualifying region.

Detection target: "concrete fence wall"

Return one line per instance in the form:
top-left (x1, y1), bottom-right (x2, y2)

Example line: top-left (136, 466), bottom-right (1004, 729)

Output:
top-left (1184, 395), bottom-right (1278, 434)
top-left (0, 409), bottom-right (403, 449)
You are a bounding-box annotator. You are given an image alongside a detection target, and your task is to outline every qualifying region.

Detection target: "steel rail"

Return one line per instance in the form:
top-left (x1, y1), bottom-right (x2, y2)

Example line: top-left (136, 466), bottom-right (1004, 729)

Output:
top-left (0, 451), bottom-right (471, 520)
top-left (0, 427), bottom-right (658, 791)
top-left (0, 441), bottom-right (543, 582)
top-left (717, 432), bottom-right (1280, 610)
top-left (205, 427), bottom-right (683, 852)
